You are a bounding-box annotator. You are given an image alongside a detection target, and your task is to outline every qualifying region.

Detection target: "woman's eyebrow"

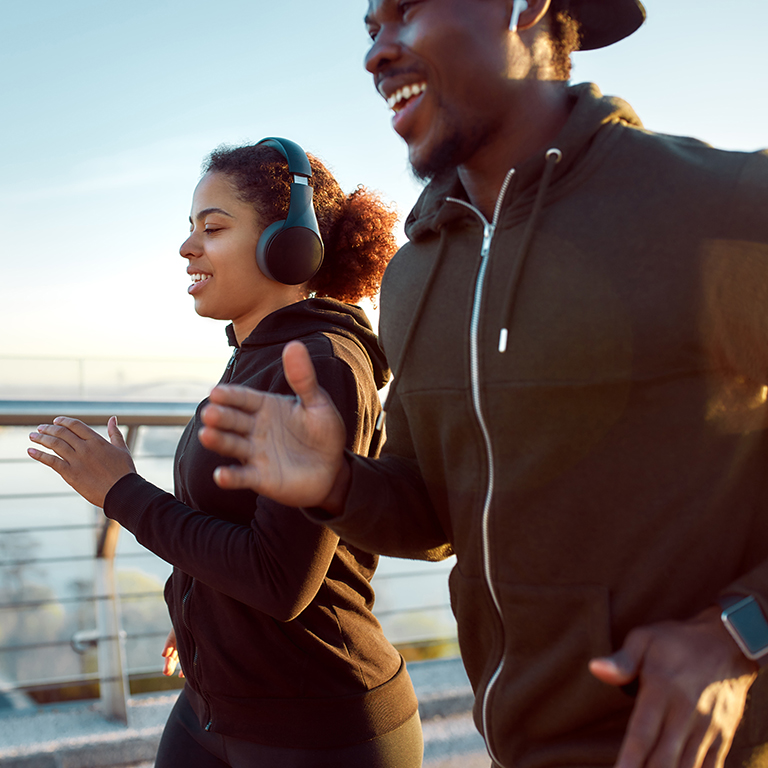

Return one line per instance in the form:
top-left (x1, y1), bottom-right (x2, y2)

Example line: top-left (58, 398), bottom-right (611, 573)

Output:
top-left (192, 207), bottom-right (235, 221)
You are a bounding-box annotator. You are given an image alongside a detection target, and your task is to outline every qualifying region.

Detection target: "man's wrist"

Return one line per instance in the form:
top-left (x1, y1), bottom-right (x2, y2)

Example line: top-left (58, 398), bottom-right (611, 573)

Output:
top-left (317, 455), bottom-right (352, 517)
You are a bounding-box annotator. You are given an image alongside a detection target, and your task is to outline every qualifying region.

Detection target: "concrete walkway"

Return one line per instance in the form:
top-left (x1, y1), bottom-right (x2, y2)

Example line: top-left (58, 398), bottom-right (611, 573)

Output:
top-left (0, 658), bottom-right (490, 768)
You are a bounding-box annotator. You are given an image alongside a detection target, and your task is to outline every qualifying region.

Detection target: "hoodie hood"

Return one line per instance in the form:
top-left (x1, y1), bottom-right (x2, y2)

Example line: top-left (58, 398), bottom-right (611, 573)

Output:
top-left (404, 82), bottom-right (643, 241)
top-left (225, 297), bottom-right (389, 390)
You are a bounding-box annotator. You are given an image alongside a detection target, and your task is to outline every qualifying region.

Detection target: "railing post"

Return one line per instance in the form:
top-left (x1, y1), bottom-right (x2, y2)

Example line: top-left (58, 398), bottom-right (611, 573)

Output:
top-left (93, 424), bottom-right (139, 723)
top-left (95, 520), bottom-right (129, 723)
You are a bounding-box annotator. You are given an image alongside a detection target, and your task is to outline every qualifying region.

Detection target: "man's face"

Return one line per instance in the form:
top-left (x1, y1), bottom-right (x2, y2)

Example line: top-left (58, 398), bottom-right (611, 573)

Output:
top-left (364, 0), bottom-right (512, 180)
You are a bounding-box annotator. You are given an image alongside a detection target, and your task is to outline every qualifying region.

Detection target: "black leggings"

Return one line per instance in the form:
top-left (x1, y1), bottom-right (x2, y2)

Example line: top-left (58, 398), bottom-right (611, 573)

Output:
top-left (155, 688), bottom-right (424, 768)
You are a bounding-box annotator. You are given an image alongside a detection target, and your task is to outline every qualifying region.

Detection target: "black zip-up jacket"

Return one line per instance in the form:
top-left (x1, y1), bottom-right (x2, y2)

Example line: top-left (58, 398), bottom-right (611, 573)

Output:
top-left (104, 298), bottom-right (417, 748)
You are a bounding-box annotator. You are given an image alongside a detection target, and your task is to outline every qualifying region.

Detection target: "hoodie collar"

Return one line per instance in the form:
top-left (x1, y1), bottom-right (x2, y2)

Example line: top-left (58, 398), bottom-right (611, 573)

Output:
top-left (225, 298), bottom-right (390, 390)
top-left (404, 82), bottom-right (643, 240)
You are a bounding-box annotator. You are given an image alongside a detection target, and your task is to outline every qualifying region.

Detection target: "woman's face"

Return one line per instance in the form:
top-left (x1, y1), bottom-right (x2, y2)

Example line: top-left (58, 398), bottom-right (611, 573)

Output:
top-left (180, 171), bottom-right (302, 343)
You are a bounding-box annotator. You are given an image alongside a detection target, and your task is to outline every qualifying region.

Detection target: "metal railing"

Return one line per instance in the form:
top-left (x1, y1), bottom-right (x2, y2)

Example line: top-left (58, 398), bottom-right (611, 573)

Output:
top-left (0, 401), bottom-right (196, 723)
top-left (0, 400), bottom-right (456, 724)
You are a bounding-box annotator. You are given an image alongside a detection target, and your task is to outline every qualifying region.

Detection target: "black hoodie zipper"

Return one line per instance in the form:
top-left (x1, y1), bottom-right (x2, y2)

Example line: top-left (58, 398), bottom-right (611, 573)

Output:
top-left (178, 344), bottom-right (238, 733)
top-left (181, 578), bottom-right (213, 730)
top-left (224, 346), bottom-right (240, 381)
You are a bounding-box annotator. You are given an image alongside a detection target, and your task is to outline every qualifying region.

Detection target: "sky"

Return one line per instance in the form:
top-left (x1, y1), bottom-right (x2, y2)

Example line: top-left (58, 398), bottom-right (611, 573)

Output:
top-left (2, 0), bottom-right (767, 370)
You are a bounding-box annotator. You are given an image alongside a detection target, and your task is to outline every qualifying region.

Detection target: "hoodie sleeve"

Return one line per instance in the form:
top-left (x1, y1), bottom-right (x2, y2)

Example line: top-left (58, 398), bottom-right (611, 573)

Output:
top-left (104, 348), bottom-right (373, 622)
top-left (305, 381), bottom-right (453, 562)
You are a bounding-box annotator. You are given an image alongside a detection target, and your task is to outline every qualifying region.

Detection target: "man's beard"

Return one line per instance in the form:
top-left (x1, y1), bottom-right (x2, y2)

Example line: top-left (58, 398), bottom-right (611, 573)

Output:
top-left (408, 111), bottom-right (487, 184)
top-left (409, 131), bottom-right (466, 184)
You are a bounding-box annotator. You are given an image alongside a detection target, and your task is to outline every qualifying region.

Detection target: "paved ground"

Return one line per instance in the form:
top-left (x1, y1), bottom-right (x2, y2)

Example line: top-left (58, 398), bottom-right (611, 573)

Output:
top-left (0, 657), bottom-right (490, 767)
top-left (422, 712), bottom-right (490, 767)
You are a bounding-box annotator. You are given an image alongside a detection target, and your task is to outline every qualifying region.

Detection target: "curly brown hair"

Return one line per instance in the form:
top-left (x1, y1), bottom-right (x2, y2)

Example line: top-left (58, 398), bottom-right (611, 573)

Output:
top-left (548, 6), bottom-right (582, 80)
top-left (203, 143), bottom-right (399, 304)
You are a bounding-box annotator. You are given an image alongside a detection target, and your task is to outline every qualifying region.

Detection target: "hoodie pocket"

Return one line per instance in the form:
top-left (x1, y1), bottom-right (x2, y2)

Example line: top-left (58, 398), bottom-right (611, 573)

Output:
top-left (490, 582), bottom-right (632, 765)
top-left (450, 571), bottom-right (631, 766)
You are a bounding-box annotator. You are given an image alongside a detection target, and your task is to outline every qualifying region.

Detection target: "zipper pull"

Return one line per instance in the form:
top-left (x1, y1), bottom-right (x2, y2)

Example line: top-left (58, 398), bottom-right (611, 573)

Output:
top-left (224, 348), bottom-right (240, 381)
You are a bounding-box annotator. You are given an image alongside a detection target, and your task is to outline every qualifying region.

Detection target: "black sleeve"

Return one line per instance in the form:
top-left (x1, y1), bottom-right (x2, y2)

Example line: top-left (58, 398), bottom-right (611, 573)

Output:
top-left (104, 352), bottom-right (370, 621)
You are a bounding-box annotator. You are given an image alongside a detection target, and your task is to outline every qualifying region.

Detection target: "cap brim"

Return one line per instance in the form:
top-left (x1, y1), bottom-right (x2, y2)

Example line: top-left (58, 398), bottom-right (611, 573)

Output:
top-left (567, 0), bottom-right (647, 50)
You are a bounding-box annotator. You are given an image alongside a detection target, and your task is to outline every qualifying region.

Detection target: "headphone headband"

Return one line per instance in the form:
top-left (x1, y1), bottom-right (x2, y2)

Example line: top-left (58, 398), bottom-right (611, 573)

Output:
top-left (254, 137), bottom-right (324, 286)
top-left (257, 137), bottom-right (313, 179)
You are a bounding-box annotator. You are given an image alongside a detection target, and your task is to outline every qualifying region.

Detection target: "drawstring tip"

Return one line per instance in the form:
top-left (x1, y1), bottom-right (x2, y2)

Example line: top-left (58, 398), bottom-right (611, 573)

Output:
top-left (375, 410), bottom-right (387, 433)
top-left (498, 328), bottom-right (508, 353)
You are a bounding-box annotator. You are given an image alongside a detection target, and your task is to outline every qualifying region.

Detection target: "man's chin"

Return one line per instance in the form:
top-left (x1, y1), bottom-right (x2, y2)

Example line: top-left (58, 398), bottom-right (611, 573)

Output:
top-left (407, 133), bottom-right (468, 183)
top-left (409, 162), bottom-right (454, 185)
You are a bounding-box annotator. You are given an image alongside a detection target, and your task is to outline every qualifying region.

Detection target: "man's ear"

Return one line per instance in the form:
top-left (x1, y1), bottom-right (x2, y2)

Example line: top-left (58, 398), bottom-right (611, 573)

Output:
top-left (511, 0), bottom-right (552, 32)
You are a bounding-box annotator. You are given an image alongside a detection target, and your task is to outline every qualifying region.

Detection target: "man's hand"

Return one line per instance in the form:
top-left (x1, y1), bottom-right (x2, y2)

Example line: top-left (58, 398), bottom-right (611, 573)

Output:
top-left (198, 340), bottom-right (349, 511)
top-left (589, 606), bottom-right (758, 768)
top-left (27, 416), bottom-right (136, 507)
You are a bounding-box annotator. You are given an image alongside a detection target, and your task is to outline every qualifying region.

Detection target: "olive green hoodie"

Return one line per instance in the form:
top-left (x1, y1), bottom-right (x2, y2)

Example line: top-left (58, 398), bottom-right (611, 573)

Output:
top-left (311, 83), bottom-right (768, 767)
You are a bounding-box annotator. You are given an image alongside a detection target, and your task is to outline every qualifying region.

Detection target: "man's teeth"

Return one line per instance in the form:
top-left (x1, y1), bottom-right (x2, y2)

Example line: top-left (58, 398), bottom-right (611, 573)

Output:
top-left (387, 82), bottom-right (427, 112)
top-left (190, 273), bottom-right (209, 283)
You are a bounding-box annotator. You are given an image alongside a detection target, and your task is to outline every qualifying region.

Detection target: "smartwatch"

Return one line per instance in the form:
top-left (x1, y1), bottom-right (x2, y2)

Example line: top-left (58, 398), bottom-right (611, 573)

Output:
top-left (718, 595), bottom-right (768, 664)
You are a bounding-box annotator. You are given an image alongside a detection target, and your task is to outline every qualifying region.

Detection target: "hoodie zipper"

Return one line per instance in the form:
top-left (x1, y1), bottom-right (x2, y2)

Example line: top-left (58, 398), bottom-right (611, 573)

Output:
top-left (181, 577), bottom-right (214, 730)
top-left (180, 345), bottom-right (239, 732)
top-left (446, 168), bottom-right (516, 768)
top-left (224, 346), bottom-right (240, 381)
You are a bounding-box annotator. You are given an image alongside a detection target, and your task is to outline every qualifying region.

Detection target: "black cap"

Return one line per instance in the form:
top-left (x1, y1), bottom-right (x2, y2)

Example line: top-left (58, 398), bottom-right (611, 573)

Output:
top-left (553, 0), bottom-right (646, 50)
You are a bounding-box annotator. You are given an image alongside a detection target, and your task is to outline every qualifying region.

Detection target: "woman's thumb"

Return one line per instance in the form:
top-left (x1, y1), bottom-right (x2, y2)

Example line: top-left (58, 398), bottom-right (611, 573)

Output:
top-left (107, 416), bottom-right (127, 448)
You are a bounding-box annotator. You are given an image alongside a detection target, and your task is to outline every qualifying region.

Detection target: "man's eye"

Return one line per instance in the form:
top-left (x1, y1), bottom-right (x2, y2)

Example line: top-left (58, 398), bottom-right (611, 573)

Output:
top-left (398, 0), bottom-right (419, 16)
top-left (204, 227), bottom-right (221, 234)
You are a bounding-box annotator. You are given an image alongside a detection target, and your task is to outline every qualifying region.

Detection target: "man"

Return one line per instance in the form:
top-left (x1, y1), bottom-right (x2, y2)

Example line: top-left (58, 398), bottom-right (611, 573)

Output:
top-left (198, 0), bottom-right (768, 766)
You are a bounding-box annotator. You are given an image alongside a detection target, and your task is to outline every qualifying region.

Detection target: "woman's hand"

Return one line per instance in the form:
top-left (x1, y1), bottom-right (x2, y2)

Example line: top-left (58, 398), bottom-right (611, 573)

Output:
top-left (161, 628), bottom-right (184, 678)
top-left (28, 416), bottom-right (136, 507)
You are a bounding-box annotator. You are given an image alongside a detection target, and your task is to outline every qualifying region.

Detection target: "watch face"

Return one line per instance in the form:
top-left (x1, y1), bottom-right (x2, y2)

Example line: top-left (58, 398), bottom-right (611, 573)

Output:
top-left (726, 599), bottom-right (768, 656)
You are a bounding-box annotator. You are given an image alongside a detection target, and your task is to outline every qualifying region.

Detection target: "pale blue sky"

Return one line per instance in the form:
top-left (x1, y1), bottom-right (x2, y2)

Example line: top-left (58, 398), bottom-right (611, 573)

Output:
top-left (2, 0), bottom-right (766, 363)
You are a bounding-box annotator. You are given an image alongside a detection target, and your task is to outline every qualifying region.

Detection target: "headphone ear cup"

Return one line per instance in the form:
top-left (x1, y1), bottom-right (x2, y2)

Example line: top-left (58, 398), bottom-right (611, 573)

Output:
top-left (256, 220), bottom-right (285, 282)
top-left (256, 219), bottom-right (324, 286)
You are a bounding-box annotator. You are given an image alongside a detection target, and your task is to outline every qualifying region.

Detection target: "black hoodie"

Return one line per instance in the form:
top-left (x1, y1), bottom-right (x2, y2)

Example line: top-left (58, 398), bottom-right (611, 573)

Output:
top-left (104, 298), bottom-right (417, 748)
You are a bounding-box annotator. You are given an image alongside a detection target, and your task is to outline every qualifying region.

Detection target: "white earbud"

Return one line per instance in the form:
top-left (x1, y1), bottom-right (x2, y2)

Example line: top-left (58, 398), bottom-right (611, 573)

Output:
top-left (509, 0), bottom-right (529, 33)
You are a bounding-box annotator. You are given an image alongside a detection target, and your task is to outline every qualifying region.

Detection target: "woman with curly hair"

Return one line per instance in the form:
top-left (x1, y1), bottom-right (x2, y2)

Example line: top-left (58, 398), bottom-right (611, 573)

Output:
top-left (28, 140), bottom-right (423, 767)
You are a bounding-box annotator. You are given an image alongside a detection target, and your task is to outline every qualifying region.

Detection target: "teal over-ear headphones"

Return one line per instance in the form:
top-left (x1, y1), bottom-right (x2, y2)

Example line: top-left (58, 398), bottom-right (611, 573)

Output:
top-left (255, 137), bottom-right (324, 286)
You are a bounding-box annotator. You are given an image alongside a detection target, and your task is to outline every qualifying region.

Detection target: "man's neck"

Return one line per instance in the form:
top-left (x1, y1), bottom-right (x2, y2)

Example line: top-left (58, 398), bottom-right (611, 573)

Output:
top-left (457, 81), bottom-right (571, 221)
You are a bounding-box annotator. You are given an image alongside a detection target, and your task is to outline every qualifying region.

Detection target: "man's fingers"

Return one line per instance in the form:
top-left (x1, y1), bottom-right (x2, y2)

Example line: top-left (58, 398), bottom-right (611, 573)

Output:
top-left (199, 400), bottom-right (258, 460)
top-left (212, 464), bottom-right (262, 491)
top-left (201, 400), bottom-right (257, 439)
top-left (680, 726), bottom-right (720, 768)
top-left (199, 422), bottom-right (256, 463)
top-left (282, 340), bottom-right (324, 406)
top-left (207, 383), bottom-right (264, 414)
top-left (615, 689), bottom-right (668, 768)
top-left (589, 647), bottom-right (640, 687)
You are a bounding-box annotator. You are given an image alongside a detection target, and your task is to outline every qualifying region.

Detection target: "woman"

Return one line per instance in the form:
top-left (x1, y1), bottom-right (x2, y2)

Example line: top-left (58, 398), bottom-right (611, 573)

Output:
top-left (27, 139), bottom-right (423, 767)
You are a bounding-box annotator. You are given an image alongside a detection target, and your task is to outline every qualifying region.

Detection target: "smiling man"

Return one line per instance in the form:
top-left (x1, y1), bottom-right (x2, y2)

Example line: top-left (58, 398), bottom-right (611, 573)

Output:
top-left (198, 1), bottom-right (768, 766)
